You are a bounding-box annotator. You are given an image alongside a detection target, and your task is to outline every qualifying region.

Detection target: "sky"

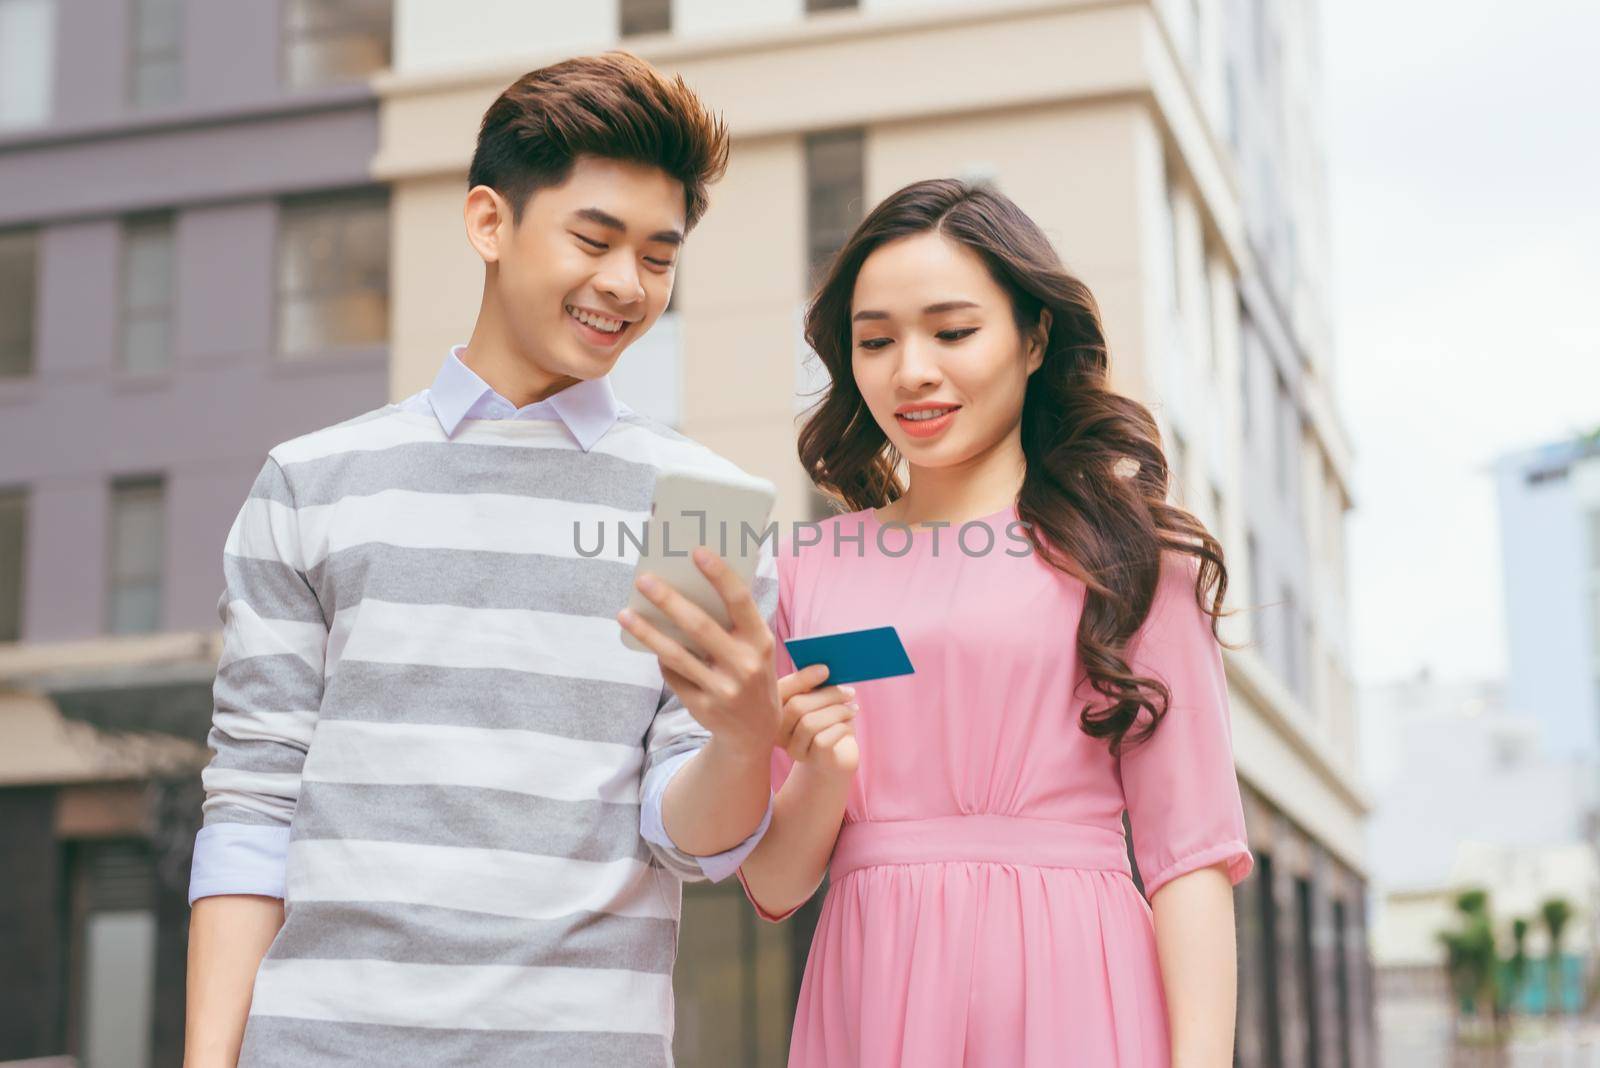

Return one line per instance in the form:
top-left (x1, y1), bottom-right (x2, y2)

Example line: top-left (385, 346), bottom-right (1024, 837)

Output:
top-left (1322, 0), bottom-right (1600, 689)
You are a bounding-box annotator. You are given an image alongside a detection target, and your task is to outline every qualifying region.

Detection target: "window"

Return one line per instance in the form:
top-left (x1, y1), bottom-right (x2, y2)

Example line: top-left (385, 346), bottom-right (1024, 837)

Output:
top-left (282, 0), bottom-right (391, 90)
top-left (120, 213), bottom-right (175, 375)
top-left (0, 0), bottom-right (54, 128)
top-left (1332, 898), bottom-right (1353, 1068)
top-left (1171, 429), bottom-right (1188, 503)
top-left (1245, 530), bottom-right (1261, 610)
top-left (68, 840), bottom-right (157, 1068)
top-left (276, 190), bottom-right (389, 357)
top-left (1281, 582), bottom-right (1299, 696)
top-left (1157, 160), bottom-right (1182, 315)
top-left (1256, 852), bottom-right (1283, 1065)
top-left (1295, 876), bottom-right (1320, 1068)
top-left (1237, 300), bottom-right (1253, 436)
top-left (1223, 57), bottom-right (1240, 150)
top-left (1275, 369), bottom-right (1292, 498)
top-left (619, 0), bottom-right (670, 36)
top-left (128, 0), bottom-right (182, 109)
top-left (0, 487), bottom-right (24, 641)
top-left (0, 228), bottom-right (36, 377)
top-left (804, 129), bottom-right (864, 289)
top-left (108, 477), bottom-right (164, 634)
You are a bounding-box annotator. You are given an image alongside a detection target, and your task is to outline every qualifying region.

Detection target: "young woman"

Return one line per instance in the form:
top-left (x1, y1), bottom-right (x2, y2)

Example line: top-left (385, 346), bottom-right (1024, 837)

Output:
top-left (735, 179), bottom-right (1254, 1067)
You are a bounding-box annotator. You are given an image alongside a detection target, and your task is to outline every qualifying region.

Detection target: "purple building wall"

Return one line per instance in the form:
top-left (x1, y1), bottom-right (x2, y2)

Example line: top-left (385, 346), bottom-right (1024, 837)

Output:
top-left (0, 0), bottom-right (389, 644)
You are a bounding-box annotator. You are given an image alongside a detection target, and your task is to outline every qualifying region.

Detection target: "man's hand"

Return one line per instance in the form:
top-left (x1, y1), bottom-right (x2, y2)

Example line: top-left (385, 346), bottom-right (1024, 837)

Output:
top-left (617, 546), bottom-right (780, 758)
top-left (779, 668), bottom-right (859, 779)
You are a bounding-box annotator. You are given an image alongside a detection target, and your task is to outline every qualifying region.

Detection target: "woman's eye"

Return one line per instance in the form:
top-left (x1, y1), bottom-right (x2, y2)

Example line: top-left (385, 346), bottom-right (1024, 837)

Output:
top-left (857, 337), bottom-right (892, 351)
top-left (936, 328), bottom-right (978, 342)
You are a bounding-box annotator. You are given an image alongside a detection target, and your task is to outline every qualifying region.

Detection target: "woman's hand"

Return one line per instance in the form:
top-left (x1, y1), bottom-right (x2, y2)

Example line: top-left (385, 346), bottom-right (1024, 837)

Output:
top-left (617, 546), bottom-right (781, 759)
top-left (779, 668), bottom-right (859, 778)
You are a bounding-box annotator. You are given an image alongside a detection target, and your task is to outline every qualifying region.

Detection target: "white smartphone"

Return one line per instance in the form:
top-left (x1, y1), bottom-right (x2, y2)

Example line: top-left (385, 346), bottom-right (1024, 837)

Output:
top-left (619, 466), bottom-right (778, 659)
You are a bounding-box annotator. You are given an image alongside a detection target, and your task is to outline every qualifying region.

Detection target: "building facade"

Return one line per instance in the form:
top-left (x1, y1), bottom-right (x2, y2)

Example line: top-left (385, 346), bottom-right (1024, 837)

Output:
top-left (0, 0), bottom-right (392, 1063)
top-left (0, 1), bottom-right (1369, 1065)
top-left (1494, 432), bottom-right (1600, 762)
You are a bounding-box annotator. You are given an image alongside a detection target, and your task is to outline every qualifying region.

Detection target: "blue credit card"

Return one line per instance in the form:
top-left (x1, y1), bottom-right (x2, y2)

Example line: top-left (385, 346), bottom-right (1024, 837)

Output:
top-left (783, 626), bottom-right (915, 685)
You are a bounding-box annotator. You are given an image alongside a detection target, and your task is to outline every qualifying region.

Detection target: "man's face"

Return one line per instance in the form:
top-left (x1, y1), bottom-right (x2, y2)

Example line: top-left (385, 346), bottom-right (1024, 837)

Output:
top-left (488, 155), bottom-right (685, 382)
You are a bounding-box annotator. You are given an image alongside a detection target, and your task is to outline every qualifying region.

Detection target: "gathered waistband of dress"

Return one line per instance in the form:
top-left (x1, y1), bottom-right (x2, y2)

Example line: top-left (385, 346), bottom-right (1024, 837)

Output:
top-left (829, 814), bottom-right (1133, 880)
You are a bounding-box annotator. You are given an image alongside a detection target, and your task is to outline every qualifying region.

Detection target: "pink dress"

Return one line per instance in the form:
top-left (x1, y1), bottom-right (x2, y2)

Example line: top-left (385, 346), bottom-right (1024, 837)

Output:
top-left (736, 503), bottom-right (1253, 1067)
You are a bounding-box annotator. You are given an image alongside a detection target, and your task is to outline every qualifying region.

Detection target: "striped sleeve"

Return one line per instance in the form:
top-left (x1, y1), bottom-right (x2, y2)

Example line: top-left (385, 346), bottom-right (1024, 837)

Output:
top-left (189, 457), bottom-right (328, 903)
top-left (638, 540), bottom-right (780, 882)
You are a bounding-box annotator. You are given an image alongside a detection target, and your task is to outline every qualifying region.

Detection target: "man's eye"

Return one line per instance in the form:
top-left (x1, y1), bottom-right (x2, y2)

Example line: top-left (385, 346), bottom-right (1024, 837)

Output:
top-left (937, 328), bottom-right (978, 341)
top-left (575, 233), bottom-right (607, 250)
top-left (646, 257), bottom-right (675, 268)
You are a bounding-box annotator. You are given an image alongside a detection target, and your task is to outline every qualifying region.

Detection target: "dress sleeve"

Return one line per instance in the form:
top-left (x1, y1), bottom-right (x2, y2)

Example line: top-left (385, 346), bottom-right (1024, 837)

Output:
top-left (736, 540), bottom-right (806, 923)
top-left (1117, 552), bottom-right (1253, 901)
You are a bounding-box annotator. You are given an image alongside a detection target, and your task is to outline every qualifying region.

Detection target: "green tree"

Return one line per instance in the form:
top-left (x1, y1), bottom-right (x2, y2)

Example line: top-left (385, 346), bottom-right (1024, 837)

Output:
top-left (1438, 888), bottom-right (1506, 1043)
top-left (1505, 917), bottom-right (1530, 1014)
top-left (1540, 897), bottom-right (1574, 1015)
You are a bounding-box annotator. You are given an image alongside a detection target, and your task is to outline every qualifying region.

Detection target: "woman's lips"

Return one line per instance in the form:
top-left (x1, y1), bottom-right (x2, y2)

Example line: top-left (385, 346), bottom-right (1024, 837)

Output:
top-left (894, 406), bottom-right (961, 438)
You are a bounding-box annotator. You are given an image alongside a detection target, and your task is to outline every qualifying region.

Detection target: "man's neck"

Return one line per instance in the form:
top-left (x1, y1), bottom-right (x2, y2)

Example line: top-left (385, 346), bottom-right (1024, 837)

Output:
top-left (461, 315), bottom-right (579, 408)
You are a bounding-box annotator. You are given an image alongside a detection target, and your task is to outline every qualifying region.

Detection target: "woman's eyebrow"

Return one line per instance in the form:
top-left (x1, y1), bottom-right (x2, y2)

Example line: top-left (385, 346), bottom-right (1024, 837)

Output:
top-left (851, 300), bottom-right (981, 323)
top-left (571, 207), bottom-right (683, 247)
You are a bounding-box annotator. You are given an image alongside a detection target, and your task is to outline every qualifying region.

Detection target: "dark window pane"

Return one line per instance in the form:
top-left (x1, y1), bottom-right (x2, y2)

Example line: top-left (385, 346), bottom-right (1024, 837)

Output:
top-left (129, 0), bottom-right (183, 108)
top-left (277, 191), bottom-right (390, 357)
top-left (1332, 899), bottom-right (1352, 1068)
top-left (121, 214), bottom-right (175, 374)
top-left (620, 0), bottom-right (671, 36)
top-left (1257, 852), bottom-right (1283, 1064)
top-left (109, 478), bottom-right (164, 635)
top-left (0, 228), bottom-right (37, 376)
top-left (0, 489), bottom-right (25, 641)
top-left (122, 315), bottom-right (172, 375)
top-left (804, 129), bottom-right (864, 289)
top-left (1296, 876), bottom-right (1320, 1068)
top-left (283, 0), bottom-right (391, 89)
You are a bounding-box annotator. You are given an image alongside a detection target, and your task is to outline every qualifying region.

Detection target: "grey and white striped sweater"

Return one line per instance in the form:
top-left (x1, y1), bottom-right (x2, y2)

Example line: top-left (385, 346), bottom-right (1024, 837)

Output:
top-left (194, 400), bottom-right (778, 1066)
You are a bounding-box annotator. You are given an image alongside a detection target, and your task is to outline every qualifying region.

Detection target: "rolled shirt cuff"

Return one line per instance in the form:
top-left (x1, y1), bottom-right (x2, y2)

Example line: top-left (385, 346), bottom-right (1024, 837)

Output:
top-left (641, 748), bottom-right (775, 883)
top-left (188, 823), bottom-right (291, 904)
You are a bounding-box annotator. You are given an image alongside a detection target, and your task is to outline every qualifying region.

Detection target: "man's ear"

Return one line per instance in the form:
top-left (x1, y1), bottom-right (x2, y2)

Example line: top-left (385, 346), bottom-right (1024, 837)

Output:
top-left (464, 185), bottom-right (511, 264)
top-left (1025, 307), bottom-right (1053, 374)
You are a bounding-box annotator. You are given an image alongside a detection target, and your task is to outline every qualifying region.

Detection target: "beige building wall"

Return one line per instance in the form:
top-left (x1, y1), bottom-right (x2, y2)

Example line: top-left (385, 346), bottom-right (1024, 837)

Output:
top-left (674, 132), bottom-right (813, 519)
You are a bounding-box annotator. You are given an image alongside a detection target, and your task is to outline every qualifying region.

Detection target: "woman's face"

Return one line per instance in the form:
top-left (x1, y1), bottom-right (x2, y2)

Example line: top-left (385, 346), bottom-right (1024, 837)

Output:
top-left (849, 231), bottom-right (1046, 469)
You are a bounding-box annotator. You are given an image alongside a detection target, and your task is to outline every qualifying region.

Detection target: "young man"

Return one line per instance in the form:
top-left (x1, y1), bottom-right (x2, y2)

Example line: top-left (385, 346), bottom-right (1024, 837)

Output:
top-left (185, 53), bottom-right (796, 1066)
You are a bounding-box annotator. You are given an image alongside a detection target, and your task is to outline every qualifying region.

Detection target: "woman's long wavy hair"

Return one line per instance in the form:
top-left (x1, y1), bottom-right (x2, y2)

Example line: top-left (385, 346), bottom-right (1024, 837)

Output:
top-left (798, 178), bottom-right (1230, 756)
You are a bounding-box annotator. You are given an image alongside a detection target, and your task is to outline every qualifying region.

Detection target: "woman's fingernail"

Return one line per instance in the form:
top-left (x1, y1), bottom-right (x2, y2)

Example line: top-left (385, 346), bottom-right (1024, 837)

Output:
top-left (637, 574), bottom-right (658, 593)
top-left (840, 685), bottom-right (856, 697)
